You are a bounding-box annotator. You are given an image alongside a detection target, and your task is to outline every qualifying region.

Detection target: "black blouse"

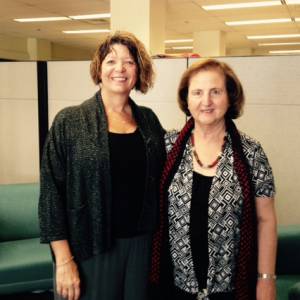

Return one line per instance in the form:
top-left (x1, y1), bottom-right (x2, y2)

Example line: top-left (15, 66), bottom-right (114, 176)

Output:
top-left (108, 129), bottom-right (146, 238)
top-left (190, 171), bottom-right (213, 289)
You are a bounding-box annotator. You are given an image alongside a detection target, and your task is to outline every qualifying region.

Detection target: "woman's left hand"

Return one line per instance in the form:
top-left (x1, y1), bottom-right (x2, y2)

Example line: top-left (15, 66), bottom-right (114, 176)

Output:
top-left (256, 279), bottom-right (276, 300)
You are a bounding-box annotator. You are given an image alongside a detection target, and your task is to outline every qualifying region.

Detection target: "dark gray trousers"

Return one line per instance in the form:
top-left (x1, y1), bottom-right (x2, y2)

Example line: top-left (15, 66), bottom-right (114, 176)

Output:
top-left (54, 234), bottom-right (152, 300)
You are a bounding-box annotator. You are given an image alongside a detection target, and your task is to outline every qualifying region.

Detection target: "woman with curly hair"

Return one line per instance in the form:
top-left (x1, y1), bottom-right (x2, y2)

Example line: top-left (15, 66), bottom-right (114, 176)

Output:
top-left (39, 31), bottom-right (165, 300)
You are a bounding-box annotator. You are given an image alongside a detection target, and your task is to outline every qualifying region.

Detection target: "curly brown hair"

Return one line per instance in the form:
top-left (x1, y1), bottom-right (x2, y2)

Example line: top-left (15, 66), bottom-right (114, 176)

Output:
top-left (178, 59), bottom-right (245, 119)
top-left (90, 31), bottom-right (154, 94)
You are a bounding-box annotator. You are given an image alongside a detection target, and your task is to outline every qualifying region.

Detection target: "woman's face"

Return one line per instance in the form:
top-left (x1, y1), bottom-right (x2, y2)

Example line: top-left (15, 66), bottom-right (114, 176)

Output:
top-left (100, 43), bottom-right (137, 96)
top-left (187, 69), bottom-right (229, 128)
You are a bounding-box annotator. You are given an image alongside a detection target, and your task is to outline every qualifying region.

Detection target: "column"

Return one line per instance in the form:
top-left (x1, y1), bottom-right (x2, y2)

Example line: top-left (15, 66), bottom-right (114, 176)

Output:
top-left (193, 31), bottom-right (226, 57)
top-left (27, 38), bottom-right (52, 60)
top-left (110, 0), bottom-right (166, 55)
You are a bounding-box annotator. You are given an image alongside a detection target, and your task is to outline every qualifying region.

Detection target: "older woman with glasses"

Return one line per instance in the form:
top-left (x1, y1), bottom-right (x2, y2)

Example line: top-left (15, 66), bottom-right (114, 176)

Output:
top-left (150, 59), bottom-right (277, 300)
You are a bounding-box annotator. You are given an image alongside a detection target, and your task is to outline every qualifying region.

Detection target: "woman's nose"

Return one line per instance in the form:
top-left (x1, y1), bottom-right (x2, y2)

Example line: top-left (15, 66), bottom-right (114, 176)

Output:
top-left (115, 61), bottom-right (125, 72)
top-left (202, 92), bottom-right (212, 105)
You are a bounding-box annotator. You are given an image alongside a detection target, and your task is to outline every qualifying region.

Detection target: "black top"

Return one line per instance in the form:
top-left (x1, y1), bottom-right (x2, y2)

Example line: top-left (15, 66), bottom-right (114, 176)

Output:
top-left (190, 171), bottom-right (213, 289)
top-left (108, 129), bottom-right (146, 237)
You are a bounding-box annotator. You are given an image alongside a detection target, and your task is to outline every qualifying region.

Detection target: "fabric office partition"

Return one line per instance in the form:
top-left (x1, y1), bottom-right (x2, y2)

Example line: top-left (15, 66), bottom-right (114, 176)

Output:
top-left (1, 56), bottom-right (300, 224)
top-left (189, 56), bottom-right (300, 225)
top-left (0, 62), bottom-right (39, 184)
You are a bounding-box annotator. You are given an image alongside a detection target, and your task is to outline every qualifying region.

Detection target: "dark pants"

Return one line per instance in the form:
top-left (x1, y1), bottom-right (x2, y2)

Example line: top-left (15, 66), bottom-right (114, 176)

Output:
top-left (54, 234), bottom-right (152, 300)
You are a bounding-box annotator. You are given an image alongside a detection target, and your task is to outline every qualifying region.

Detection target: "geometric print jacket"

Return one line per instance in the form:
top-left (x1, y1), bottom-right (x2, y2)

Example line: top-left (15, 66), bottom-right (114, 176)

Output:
top-left (165, 130), bottom-right (275, 296)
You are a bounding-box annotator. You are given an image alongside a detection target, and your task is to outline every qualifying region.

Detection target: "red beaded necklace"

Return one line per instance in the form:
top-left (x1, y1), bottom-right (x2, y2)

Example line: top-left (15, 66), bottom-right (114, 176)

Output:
top-left (191, 133), bottom-right (225, 169)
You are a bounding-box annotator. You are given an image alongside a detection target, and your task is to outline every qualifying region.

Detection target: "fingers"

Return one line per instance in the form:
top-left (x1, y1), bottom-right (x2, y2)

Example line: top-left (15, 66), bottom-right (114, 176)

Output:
top-left (55, 261), bottom-right (81, 300)
top-left (57, 283), bottom-right (80, 300)
top-left (68, 279), bottom-right (80, 300)
top-left (67, 286), bottom-right (74, 300)
top-left (74, 281), bottom-right (81, 300)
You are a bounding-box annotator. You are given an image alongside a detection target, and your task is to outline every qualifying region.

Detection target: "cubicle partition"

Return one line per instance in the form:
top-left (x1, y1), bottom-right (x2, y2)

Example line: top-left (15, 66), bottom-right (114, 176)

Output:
top-left (0, 62), bottom-right (39, 184)
top-left (1, 56), bottom-right (300, 225)
top-left (190, 56), bottom-right (300, 227)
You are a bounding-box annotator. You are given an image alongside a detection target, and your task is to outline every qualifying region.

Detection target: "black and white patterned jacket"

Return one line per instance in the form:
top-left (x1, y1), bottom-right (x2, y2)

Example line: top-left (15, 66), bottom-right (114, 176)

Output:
top-left (165, 130), bottom-right (275, 295)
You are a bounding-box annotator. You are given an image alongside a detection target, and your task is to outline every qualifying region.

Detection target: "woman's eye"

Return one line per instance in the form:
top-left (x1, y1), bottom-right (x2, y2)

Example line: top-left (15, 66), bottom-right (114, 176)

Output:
top-left (211, 88), bottom-right (223, 96)
top-left (192, 90), bottom-right (202, 97)
top-left (106, 60), bottom-right (115, 64)
top-left (125, 60), bottom-right (135, 65)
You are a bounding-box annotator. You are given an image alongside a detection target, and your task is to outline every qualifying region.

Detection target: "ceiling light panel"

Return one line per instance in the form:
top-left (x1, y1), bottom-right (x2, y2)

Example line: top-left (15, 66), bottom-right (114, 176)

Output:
top-left (172, 46), bottom-right (193, 50)
top-left (63, 29), bottom-right (110, 34)
top-left (14, 17), bottom-right (70, 22)
top-left (226, 18), bottom-right (291, 26)
top-left (164, 39), bottom-right (193, 43)
top-left (69, 13), bottom-right (111, 20)
top-left (202, 1), bottom-right (281, 11)
top-left (247, 33), bottom-right (300, 39)
top-left (259, 42), bottom-right (300, 46)
top-left (285, 0), bottom-right (300, 4)
top-left (269, 49), bottom-right (300, 53)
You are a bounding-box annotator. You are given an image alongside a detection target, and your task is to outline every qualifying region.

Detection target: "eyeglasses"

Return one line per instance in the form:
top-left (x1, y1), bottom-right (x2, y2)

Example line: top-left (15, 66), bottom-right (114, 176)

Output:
top-left (190, 88), bottom-right (225, 99)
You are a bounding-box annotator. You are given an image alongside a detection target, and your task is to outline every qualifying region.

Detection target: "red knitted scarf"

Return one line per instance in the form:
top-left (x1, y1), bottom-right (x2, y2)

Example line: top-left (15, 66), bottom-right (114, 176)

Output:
top-left (149, 118), bottom-right (257, 300)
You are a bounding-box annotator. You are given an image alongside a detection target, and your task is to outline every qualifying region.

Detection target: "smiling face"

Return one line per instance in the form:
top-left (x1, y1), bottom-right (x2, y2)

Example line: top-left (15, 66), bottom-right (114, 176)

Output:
top-left (100, 43), bottom-right (137, 97)
top-left (187, 69), bottom-right (229, 129)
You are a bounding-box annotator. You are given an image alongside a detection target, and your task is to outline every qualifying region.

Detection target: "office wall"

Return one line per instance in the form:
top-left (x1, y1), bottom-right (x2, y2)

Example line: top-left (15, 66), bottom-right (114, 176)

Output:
top-left (47, 61), bottom-right (98, 124)
top-left (190, 56), bottom-right (300, 225)
top-left (130, 59), bottom-right (186, 129)
top-left (46, 56), bottom-right (300, 225)
top-left (1, 56), bottom-right (299, 225)
top-left (0, 35), bottom-right (29, 60)
top-left (47, 59), bottom-right (186, 129)
top-left (0, 62), bottom-right (39, 184)
top-left (0, 35), bottom-right (92, 61)
top-left (51, 44), bottom-right (93, 61)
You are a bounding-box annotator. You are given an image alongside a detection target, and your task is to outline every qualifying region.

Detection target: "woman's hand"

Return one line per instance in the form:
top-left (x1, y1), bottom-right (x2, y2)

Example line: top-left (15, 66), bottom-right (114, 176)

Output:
top-left (56, 259), bottom-right (81, 300)
top-left (256, 279), bottom-right (276, 300)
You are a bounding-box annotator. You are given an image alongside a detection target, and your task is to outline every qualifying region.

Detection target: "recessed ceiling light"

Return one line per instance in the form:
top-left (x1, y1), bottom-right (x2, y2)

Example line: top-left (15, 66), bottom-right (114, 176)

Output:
top-left (247, 34), bottom-right (300, 39)
top-left (164, 39), bottom-right (193, 44)
top-left (63, 29), bottom-right (110, 34)
top-left (202, 1), bottom-right (281, 11)
top-left (285, 0), bottom-right (300, 4)
top-left (14, 17), bottom-right (70, 22)
top-left (259, 42), bottom-right (300, 46)
top-left (226, 18), bottom-right (291, 26)
top-left (269, 49), bottom-right (300, 53)
top-left (69, 13), bottom-right (111, 20)
top-left (171, 46), bottom-right (194, 50)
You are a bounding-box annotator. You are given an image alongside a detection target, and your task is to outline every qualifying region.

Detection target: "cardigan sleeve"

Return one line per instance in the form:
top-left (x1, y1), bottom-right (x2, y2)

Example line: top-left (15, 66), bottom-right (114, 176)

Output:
top-left (38, 110), bottom-right (70, 243)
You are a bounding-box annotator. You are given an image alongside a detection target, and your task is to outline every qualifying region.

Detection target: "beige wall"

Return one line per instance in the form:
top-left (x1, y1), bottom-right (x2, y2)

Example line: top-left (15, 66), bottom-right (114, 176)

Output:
top-left (0, 35), bottom-right (92, 61)
top-left (0, 35), bottom-right (29, 60)
top-left (51, 44), bottom-right (93, 61)
top-left (0, 62), bottom-right (39, 184)
top-left (1, 56), bottom-right (299, 225)
top-left (190, 56), bottom-right (300, 225)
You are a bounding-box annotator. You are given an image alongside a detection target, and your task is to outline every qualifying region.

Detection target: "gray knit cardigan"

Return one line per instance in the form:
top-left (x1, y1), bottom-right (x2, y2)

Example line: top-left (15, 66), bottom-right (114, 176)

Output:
top-left (38, 91), bottom-right (165, 260)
